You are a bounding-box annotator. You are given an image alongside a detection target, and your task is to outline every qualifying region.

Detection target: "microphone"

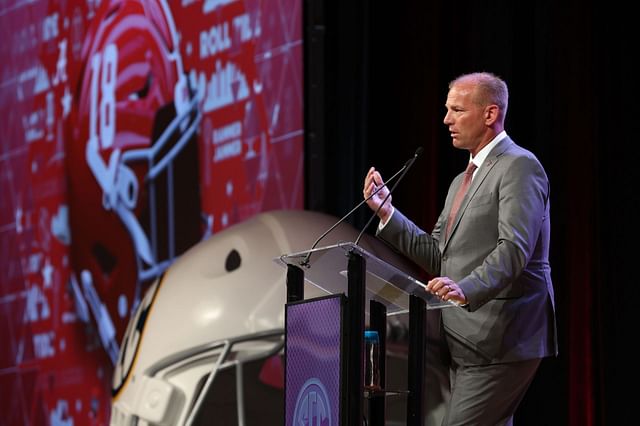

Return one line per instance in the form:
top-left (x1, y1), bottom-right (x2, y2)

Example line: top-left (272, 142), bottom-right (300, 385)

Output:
top-left (300, 147), bottom-right (423, 267)
top-left (353, 146), bottom-right (423, 246)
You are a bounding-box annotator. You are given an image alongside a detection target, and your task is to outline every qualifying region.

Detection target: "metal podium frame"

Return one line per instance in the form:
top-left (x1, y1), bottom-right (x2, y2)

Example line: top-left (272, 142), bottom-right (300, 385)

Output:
top-left (279, 242), bottom-right (457, 426)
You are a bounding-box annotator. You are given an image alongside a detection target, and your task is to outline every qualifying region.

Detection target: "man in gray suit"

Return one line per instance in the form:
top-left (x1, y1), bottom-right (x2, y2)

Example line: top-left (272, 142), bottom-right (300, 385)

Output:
top-left (363, 72), bottom-right (557, 425)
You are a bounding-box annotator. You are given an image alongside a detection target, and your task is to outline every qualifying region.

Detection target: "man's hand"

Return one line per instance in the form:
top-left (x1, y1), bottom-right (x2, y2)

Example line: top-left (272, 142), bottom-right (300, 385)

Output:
top-left (426, 276), bottom-right (468, 305)
top-left (363, 167), bottom-right (393, 223)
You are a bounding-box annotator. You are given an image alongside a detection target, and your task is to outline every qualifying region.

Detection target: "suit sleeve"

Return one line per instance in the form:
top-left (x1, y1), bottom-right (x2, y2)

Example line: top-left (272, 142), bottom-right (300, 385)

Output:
top-left (376, 209), bottom-right (443, 276)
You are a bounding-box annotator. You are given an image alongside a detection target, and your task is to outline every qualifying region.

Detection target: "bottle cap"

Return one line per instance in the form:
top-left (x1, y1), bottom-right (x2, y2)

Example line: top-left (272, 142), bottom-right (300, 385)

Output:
top-left (364, 330), bottom-right (379, 343)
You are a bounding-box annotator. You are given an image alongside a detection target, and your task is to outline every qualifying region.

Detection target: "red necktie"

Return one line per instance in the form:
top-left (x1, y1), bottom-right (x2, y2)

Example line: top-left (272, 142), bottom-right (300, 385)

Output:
top-left (445, 161), bottom-right (477, 239)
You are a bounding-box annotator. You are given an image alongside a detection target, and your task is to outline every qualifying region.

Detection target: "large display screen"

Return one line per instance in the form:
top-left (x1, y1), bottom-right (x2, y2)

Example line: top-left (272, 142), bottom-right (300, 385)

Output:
top-left (0, 0), bottom-right (303, 423)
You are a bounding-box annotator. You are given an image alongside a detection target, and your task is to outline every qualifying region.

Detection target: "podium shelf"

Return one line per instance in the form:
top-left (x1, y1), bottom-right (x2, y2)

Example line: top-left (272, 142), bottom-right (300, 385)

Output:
top-left (277, 242), bottom-right (459, 315)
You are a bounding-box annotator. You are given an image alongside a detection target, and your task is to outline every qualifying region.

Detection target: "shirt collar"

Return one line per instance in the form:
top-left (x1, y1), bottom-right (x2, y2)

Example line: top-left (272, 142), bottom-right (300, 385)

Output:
top-left (470, 130), bottom-right (507, 169)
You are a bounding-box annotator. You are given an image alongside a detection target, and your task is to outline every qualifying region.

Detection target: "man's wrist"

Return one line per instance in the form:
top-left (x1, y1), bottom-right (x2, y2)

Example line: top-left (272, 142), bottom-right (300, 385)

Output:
top-left (378, 206), bottom-right (394, 228)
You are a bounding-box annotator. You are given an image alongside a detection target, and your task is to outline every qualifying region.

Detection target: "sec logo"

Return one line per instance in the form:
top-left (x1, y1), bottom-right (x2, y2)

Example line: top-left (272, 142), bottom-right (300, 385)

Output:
top-left (293, 378), bottom-right (332, 426)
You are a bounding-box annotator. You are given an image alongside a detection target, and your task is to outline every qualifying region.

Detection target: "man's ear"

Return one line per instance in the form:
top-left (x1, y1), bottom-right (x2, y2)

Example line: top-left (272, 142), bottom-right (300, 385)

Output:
top-left (485, 104), bottom-right (499, 125)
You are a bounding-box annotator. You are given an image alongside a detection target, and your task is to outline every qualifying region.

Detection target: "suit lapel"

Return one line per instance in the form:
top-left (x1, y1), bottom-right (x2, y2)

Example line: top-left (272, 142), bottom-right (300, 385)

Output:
top-left (443, 138), bottom-right (512, 249)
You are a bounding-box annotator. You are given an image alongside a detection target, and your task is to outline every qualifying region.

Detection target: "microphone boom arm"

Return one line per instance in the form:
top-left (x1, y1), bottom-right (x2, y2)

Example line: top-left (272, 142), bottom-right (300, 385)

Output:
top-left (354, 147), bottom-right (422, 246)
top-left (300, 161), bottom-right (410, 267)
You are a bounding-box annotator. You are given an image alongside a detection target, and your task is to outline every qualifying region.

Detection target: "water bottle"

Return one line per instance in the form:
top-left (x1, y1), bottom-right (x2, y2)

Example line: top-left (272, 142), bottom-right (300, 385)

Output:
top-left (364, 330), bottom-right (381, 391)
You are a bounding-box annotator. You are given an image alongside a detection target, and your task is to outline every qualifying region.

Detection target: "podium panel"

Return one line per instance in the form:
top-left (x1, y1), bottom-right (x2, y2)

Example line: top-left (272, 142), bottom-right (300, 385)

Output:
top-left (279, 242), bottom-right (458, 425)
top-left (285, 294), bottom-right (345, 425)
top-left (279, 242), bottom-right (459, 314)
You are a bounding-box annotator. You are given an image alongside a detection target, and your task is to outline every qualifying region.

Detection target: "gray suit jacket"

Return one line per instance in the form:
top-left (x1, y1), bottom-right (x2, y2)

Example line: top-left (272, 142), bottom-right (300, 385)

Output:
top-left (378, 137), bottom-right (557, 365)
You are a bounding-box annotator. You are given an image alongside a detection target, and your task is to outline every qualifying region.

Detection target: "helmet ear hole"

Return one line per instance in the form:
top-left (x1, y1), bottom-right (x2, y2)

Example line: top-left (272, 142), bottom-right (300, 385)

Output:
top-left (128, 182), bottom-right (135, 201)
top-left (225, 249), bottom-right (241, 272)
top-left (92, 243), bottom-right (116, 276)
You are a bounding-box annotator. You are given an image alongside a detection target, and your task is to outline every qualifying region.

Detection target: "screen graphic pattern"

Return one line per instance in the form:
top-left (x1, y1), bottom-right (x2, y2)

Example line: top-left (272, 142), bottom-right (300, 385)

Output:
top-left (0, 0), bottom-right (303, 423)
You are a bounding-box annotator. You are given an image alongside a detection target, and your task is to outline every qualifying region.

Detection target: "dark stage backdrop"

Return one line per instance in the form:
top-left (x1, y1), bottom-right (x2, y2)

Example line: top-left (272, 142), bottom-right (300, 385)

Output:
top-left (306, 0), bottom-right (638, 425)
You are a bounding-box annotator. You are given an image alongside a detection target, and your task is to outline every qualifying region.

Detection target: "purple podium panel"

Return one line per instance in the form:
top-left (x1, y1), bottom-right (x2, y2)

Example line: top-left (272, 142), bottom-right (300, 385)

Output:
top-left (285, 294), bottom-right (344, 426)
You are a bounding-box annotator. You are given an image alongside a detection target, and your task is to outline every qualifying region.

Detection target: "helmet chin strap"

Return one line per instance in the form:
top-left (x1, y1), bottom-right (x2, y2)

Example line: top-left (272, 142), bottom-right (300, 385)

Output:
top-left (86, 136), bottom-right (153, 265)
top-left (116, 203), bottom-right (154, 266)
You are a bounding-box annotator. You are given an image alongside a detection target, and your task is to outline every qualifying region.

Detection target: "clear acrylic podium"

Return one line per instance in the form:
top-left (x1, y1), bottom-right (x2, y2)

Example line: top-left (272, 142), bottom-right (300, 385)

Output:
top-left (278, 242), bottom-right (457, 426)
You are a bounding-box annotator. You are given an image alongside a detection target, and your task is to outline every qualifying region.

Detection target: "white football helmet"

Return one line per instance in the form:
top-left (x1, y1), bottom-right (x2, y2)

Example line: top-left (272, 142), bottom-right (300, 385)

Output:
top-left (109, 209), bottom-right (420, 425)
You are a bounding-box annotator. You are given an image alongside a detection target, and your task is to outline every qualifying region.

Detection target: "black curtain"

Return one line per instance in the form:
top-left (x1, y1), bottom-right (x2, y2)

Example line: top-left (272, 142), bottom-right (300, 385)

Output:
top-left (306, 0), bottom-right (638, 424)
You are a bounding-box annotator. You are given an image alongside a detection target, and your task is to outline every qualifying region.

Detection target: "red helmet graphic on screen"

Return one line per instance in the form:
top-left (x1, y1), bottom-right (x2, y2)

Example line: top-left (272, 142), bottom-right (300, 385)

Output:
top-left (66, 0), bottom-right (202, 364)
